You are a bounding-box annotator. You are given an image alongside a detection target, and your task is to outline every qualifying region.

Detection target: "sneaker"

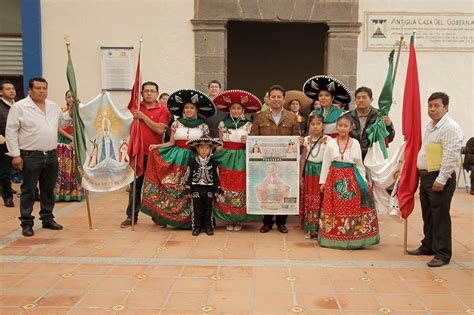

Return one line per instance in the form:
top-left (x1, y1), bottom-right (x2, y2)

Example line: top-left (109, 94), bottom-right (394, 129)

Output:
top-left (120, 219), bottom-right (138, 228)
top-left (226, 224), bottom-right (234, 231)
top-left (233, 223), bottom-right (242, 231)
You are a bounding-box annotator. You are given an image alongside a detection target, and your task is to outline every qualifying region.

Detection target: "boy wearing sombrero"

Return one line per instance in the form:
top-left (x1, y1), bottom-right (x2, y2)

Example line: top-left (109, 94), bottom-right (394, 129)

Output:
top-left (185, 136), bottom-right (223, 236)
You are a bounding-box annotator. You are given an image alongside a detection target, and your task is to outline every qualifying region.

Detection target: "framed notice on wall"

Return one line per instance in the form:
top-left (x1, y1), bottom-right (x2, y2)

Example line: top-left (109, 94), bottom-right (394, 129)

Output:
top-left (100, 46), bottom-right (134, 91)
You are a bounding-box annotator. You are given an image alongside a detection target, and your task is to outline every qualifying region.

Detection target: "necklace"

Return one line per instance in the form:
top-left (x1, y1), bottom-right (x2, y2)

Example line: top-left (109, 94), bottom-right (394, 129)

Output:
top-left (336, 136), bottom-right (350, 161)
top-left (309, 135), bottom-right (323, 158)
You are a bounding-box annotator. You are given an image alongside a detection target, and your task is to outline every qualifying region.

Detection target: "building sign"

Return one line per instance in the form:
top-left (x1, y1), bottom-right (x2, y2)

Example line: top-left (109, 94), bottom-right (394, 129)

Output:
top-left (364, 12), bottom-right (474, 51)
top-left (100, 46), bottom-right (134, 90)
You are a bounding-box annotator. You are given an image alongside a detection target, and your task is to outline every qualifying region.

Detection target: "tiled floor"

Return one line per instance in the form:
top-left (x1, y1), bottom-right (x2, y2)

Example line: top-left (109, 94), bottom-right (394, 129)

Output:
top-left (0, 184), bottom-right (473, 314)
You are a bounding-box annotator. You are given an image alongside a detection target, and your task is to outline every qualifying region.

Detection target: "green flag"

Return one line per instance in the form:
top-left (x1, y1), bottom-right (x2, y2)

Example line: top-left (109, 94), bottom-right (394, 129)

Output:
top-left (66, 51), bottom-right (86, 184)
top-left (365, 49), bottom-right (394, 159)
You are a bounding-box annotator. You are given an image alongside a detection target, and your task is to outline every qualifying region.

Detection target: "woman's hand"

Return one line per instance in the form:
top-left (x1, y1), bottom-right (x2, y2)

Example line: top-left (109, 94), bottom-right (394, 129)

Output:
top-left (320, 184), bottom-right (325, 193)
top-left (240, 135), bottom-right (247, 143)
top-left (149, 144), bottom-right (161, 151)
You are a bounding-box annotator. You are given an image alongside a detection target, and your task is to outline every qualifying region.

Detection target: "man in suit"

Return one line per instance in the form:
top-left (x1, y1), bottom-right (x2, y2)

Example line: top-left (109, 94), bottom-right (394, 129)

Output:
top-left (250, 85), bottom-right (301, 233)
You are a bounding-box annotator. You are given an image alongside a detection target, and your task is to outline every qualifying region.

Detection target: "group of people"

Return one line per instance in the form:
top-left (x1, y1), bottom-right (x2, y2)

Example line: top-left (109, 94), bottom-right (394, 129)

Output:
top-left (0, 75), bottom-right (465, 266)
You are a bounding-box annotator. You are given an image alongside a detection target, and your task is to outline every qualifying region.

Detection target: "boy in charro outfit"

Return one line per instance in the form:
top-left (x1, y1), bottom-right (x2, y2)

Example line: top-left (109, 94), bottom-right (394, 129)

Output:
top-left (185, 136), bottom-right (223, 236)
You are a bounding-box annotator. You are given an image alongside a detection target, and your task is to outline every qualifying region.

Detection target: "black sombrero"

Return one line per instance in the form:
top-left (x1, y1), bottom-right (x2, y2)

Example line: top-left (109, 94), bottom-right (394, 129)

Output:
top-left (167, 89), bottom-right (216, 118)
top-left (213, 90), bottom-right (262, 113)
top-left (187, 136), bottom-right (222, 148)
top-left (303, 75), bottom-right (352, 105)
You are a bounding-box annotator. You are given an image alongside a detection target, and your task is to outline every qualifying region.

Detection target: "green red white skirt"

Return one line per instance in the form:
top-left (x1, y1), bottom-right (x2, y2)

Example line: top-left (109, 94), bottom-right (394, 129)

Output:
top-left (301, 161), bottom-right (322, 236)
top-left (55, 138), bottom-right (83, 202)
top-left (141, 141), bottom-right (195, 229)
top-left (212, 142), bottom-right (260, 223)
top-left (318, 161), bottom-right (379, 249)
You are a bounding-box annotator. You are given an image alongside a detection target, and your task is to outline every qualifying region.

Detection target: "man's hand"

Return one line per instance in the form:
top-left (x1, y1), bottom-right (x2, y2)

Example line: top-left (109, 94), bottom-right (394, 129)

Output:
top-left (381, 115), bottom-right (392, 126)
top-left (432, 181), bottom-right (445, 192)
top-left (133, 110), bottom-right (146, 120)
top-left (12, 156), bottom-right (23, 171)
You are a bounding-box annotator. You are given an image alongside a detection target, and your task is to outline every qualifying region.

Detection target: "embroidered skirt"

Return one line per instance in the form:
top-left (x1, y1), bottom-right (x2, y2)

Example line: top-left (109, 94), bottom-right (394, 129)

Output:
top-left (302, 161), bottom-right (322, 236)
top-left (212, 144), bottom-right (260, 223)
top-left (55, 139), bottom-right (83, 202)
top-left (141, 145), bottom-right (195, 229)
top-left (318, 161), bottom-right (379, 249)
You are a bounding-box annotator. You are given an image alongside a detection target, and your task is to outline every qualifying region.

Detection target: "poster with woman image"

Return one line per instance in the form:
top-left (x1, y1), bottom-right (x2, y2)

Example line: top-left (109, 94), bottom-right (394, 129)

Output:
top-left (246, 136), bottom-right (300, 215)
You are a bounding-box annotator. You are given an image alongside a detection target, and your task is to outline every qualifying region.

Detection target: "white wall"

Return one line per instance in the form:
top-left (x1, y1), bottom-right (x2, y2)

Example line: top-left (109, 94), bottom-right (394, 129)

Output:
top-left (41, 0), bottom-right (195, 108)
top-left (358, 0), bottom-right (473, 157)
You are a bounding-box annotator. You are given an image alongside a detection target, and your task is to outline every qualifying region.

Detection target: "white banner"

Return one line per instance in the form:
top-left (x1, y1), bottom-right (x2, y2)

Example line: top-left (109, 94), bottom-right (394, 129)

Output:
top-left (79, 92), bottom-right (134, 192)
top-left (246, 136), bottom-right (300, 215)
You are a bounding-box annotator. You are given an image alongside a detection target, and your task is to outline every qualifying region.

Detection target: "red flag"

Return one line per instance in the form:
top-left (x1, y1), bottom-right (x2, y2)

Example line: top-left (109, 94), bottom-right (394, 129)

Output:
top-left (398, 35), bottom-right (422, 219)
top-left (127, 47), bottom-right (144, 176)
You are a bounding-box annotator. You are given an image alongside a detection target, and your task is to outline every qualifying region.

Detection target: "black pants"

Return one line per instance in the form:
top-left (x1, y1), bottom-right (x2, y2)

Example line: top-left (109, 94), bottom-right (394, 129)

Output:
top-left (419, 172), bottom-right (456, 262)
top-left (263, 215), bottom-right (288, 227)
top-left (19, 150), bottom-right (58, 226)
top-left (191, 185), bottom-right (214, 229)
top-left (126, 155), bottom-right (148, 220)
top-left (0, 150), bottom-right (13, 200)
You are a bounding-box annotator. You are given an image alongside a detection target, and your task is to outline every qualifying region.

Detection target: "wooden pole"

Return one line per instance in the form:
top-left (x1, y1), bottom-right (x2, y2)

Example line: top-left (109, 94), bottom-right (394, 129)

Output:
top-left (403, 218), bottom-right (408, 254)
top-left (131, 36), bottom-right (143, 231)
top-left (392, 34), bottom-right (404, 86)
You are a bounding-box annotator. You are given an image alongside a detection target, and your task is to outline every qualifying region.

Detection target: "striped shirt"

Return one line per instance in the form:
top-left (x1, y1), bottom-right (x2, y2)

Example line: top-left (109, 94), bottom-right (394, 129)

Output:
top-left (417, 113), bottom-right (464, 185)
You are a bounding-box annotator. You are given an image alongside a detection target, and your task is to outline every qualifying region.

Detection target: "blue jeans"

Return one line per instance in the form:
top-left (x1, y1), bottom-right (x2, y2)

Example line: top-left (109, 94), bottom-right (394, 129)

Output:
top-left (19, 150), bottom-right (58, 226)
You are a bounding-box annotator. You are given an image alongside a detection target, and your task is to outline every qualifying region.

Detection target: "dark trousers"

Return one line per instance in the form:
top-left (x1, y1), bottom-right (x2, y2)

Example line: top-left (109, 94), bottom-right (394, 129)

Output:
top-left (126, 155), bottom-right (148, 220)
top-left (419, 172), bottom-right (456, 262)
top-left (191, 185), bottom-right (214, 229)
top-left (263, 215), bottom-right (288, 227)
top-left (0, 151), bottom-right (13, 199)
top-left (19, 150), bottom-right (58, 226)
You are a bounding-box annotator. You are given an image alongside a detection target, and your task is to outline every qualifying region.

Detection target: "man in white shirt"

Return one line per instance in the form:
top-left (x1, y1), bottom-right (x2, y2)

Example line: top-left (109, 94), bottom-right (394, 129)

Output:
top-left (408, 92), bottom-right (464, 267)
top-left (0, 81), bottom-right (16, 207)
top-left (6, 77), bottom-right (71, 237)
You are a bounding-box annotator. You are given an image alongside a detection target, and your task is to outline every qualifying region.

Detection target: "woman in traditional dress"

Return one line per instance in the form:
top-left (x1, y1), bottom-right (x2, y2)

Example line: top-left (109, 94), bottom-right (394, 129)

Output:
top-left (55, 90), bottom-right (83, 202)
top-left (318, 115), bottom-right (380, 249)
top-left (212, 90), bottom-right (262, 231)
top-left (140, 89), bottom-right (215, 229)
top-left (300, 114), bottom-right (331, 239)
top-left (303, 75), bottom-right (351, 137)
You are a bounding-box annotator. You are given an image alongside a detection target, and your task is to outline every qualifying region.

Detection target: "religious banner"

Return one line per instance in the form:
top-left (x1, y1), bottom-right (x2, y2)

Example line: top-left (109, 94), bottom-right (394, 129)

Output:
top-left (79, 92), bottom-right (134, 192)
top-left (246, 136), bottom-right (300, 215)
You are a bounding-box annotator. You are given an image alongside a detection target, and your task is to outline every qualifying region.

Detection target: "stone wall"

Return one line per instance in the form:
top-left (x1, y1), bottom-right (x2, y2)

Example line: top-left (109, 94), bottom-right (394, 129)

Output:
top-left (193, 0), bottom-right (360, 93)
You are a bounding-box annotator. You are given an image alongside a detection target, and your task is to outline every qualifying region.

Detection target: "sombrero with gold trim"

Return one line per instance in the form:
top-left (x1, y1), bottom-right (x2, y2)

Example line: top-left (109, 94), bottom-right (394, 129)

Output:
top-left (303, 75), bottom-right (352, 105)
top-left (167, 89), bottom-right (216, 118)
top-left (187, 135), bottom-right (221, 148)
top-left (212, 89), bottom-right (262, 113)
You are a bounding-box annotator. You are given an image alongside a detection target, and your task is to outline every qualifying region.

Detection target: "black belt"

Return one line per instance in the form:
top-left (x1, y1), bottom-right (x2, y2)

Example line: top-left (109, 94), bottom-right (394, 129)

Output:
top-left (419, 169), bottom-right (439, 177)
top-left (20, 149), bottom-right (56, 155)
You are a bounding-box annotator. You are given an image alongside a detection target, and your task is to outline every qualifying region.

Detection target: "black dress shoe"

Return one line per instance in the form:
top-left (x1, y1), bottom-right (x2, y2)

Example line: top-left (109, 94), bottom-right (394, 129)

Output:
top-left (42, 220), bottom-right (63, 230)
top-left (259, 225), bottom-right (271, 233)
top-left (205, 227), bottom-right (214, 236)
top-left (22, 225), bottom-right (34, 237)
top-left (192, 228), bottom-right (201, 236)
top-left (277, 225), bottom-right (288, 233)
top-left (4, 197), bottom-right (14, 207)
top-left (427, 257), bottom-right (449, 267)
top-left (407, 247), bottom-right (433, 256)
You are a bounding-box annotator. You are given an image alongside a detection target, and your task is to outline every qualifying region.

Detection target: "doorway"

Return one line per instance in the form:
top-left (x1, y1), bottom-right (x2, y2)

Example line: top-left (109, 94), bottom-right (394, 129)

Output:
top-left (227, 21), bottom-right (327, 101)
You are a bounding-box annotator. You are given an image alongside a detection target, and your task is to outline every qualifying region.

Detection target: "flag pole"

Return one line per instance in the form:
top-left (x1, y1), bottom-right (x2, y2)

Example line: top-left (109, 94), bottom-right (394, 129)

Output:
top-left (65, 37), bottom-right (93, 229)
top-left (392, 33), bottom-right (404, 86)
top-left (131, 36), bottom-right (143, 231)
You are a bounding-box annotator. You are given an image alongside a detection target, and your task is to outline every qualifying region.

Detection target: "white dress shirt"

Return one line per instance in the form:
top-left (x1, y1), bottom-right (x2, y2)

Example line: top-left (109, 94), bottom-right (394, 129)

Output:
top-left (417, 113), bottom-right (464, 185)
top-left (320, 137), bottom-right (366, 184)
top-left (5, 96), bottom-right (71, 156)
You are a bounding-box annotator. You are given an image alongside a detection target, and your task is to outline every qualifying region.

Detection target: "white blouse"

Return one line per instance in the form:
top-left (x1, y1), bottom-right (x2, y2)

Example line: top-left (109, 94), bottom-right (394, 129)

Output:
top-left (218, 121), bottom-right (252, 143)
top-left (302, 135), bottom-right (331, 163)
top-left (319, 137), bottom-right (366, 184)
top-left (172, 120), bottom-right (209, 141)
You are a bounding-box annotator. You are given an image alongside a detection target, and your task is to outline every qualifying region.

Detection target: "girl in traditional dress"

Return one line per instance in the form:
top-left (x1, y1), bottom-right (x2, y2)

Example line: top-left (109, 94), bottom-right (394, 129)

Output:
top-left (55, 90), bottom-right (83, 201)
top-left (140, 89), bottom-right (215, 229)
top-left (300, 114), bottom-right (331, 239)
top-left (212, 90), bottom-right (262, 231)
top-left (303, 75), bottom-right (351, 137)
top-left (318, 115), bottom-right (380, 249)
